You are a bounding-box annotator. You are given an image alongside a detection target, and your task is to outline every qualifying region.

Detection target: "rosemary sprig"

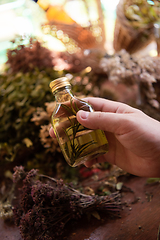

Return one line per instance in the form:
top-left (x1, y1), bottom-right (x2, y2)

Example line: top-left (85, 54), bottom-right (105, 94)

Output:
top-left (61, 103), bottom-right (76, 115)
top-left (61, 99), bottom-right (96, 165)
top-left (74, 140), bottom-right (95, 158)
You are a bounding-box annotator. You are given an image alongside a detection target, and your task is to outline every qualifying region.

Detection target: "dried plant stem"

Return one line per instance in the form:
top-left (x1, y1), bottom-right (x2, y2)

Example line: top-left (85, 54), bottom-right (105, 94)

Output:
top-left (13, 167), bottom-right (121, 240)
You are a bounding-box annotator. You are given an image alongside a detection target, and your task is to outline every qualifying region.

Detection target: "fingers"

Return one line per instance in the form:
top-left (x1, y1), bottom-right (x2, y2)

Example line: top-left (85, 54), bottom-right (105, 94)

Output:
top-left (49, 98), bottom-right (137, 138)
top-left (83, 97), bottom-right (135, 114)
top-left (77, 110), bottom-right (127, 135)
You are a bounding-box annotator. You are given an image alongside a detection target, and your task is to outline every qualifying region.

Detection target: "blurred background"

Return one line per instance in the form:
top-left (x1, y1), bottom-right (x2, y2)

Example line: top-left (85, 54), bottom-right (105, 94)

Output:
top-left (0, 0), bottom-right (120, 65)
top-left (2, 0), bottom-right (158, 66)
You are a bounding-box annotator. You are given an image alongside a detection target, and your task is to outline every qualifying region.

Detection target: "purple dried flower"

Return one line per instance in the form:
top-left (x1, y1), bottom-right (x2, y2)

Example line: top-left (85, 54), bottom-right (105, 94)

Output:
top-left (13, 168), bottom-right (121, 240)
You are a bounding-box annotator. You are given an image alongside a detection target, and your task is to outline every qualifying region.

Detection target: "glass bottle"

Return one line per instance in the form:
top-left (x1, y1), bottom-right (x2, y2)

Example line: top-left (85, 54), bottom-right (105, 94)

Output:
top-left (49, 77), bottom-right (108, 167)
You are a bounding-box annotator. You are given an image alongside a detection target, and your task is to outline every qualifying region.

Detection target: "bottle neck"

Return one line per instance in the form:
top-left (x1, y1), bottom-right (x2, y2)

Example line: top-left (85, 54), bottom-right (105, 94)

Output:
top-left (54, 86), bottom-right (74, 103)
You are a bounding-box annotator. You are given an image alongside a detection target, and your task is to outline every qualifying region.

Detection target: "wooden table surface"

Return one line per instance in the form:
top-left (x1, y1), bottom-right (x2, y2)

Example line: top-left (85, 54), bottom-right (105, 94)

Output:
top-left (1, 176), bottom-right (160, 240)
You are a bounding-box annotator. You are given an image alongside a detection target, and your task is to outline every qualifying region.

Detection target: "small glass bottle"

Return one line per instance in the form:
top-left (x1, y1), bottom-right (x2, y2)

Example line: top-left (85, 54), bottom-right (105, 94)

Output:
top-left (49, 77), bottom-right (108, 167)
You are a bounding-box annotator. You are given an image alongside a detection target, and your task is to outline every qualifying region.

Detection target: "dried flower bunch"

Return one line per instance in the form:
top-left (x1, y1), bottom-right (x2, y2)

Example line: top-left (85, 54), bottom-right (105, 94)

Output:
top-left (100, 50), bottom-right (160, 111)
top-left (7, 37), bottom-right (54, 73)
top-left (13, 166), bottom-right (121, 240)
top-left (124, 0), bottom-right (160, 29)
top-left (31, 102), bottom-right (61, 153)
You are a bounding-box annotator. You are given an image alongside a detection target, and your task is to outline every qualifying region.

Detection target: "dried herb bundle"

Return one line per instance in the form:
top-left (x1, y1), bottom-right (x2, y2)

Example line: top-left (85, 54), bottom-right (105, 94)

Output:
top-left (7, 37), bottom-right (54, 73)
top-left (113, 0), bottom-right (156, 53)
top-left (100, 50), bottom-right (160, 112)
top-left (0, 61), bottom-right (61, 170)
top-left (13, 166), bottom-right (121, 240)
top-left (124, 0), bottom-right (160, 28)
top-left (31, 102), bottom-right (61, 153)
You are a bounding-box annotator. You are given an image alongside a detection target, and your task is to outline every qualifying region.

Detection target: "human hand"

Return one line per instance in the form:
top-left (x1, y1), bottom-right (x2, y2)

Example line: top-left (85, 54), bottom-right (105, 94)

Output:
top-left (75, 97), bottom-right (160, 177)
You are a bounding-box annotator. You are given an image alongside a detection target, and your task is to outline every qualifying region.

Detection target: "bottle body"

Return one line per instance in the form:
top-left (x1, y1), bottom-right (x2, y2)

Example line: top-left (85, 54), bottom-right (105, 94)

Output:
top-left (51, 88), bottom-right (108, 167)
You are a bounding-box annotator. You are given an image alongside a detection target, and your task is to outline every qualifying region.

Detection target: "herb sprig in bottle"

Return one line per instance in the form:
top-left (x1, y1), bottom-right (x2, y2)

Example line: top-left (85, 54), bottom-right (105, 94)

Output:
top-left (49, 77), bottom-right (108, 167)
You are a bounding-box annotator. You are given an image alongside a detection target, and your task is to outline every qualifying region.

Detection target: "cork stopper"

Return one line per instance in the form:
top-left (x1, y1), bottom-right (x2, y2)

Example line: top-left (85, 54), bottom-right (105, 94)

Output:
top-left (49, 77), bottom-right (71, 93)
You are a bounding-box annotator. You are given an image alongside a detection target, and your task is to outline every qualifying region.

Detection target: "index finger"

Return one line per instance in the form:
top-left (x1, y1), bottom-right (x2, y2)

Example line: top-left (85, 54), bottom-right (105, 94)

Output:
top-left (83, 97), bottom-right (136, 114)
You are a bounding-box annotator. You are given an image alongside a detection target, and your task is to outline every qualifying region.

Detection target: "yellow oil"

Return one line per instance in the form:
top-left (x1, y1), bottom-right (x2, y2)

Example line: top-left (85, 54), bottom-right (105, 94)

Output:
top-left (52, 115), bottom-right (108, 167)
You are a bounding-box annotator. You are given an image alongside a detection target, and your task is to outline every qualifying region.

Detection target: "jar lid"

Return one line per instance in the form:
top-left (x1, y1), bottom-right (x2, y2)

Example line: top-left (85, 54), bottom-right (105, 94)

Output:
top-left (49, 77), bottom-right (71, 93)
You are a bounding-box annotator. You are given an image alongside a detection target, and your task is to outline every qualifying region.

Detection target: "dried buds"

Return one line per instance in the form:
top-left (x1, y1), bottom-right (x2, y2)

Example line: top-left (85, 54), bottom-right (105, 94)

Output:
top-left (13, 167), bottom-right (121, 240)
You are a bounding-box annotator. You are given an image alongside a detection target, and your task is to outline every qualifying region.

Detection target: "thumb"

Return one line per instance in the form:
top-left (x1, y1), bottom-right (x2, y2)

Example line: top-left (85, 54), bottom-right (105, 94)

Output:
top-left (77, 110), bottom-right (125, 134)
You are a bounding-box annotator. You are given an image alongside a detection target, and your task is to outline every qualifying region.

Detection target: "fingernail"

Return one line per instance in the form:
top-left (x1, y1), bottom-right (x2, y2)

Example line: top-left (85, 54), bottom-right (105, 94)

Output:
top-left (79, 110), bottom-right (89, 120)
top-left (49, 127), bottom-right (55, 138)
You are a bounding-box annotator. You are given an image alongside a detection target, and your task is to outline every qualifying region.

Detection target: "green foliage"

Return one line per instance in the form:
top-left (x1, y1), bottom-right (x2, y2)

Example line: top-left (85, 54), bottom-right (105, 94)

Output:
top-left (0, 68), bottom-right (60, 162)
